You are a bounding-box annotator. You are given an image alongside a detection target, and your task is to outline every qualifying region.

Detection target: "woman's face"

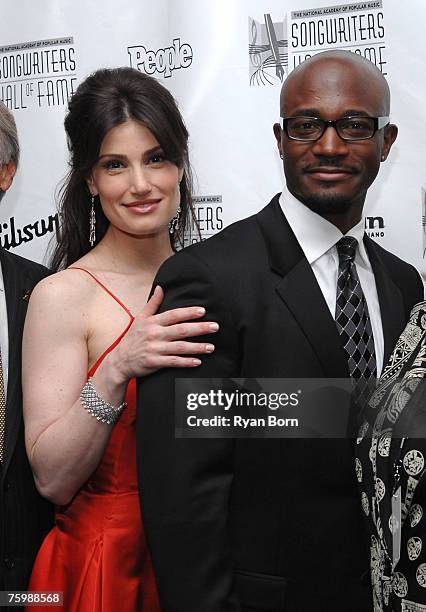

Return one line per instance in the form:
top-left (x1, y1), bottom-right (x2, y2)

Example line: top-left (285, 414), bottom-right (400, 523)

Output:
top-left (87, 119), bottom-right (182, 239)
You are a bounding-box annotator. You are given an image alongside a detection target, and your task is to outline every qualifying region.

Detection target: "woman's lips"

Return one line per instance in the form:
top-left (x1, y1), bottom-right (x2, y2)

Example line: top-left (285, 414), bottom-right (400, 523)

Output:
top-left (123, 199), bottom-right (160, 213)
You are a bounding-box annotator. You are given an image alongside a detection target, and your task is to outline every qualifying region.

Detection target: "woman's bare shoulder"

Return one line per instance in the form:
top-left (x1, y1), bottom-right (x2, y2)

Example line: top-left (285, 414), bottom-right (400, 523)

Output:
top-left (30, 268), bottom-right (98, 311)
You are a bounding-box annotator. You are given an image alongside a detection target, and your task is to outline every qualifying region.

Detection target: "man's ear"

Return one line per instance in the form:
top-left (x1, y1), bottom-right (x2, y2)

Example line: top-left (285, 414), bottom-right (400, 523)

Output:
top-left (0, 161), bottom-right (17, 192)
top-left (381, 123), bottom-right (398, 162)
top-left (273, 123), bottom-right (283, 158)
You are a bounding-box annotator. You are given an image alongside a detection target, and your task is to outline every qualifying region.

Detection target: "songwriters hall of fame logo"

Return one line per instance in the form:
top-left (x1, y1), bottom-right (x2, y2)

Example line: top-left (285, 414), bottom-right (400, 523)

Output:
top-left (248, 14), bottom-right (288, 85)
top-left (0, 37), bottom-right (77, 110)
top-left (249, 2), bottom-right (387, 86)
top-left (183, 195), bottom-right (223, 248)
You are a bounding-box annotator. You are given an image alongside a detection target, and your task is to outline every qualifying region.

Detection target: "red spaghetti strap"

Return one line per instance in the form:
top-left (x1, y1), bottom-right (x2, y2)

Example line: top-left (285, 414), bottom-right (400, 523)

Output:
top-left (69, 267), bottom-right (134, 318)
top-left (87, 318), bottom-right (133, 377)
top-left (68, 267), bottom-right (136, 376)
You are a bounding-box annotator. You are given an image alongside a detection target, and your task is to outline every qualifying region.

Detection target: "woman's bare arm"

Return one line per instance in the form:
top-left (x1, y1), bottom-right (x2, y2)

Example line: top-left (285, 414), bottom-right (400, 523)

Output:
top-left (23, 273), bottom-right (218, 505)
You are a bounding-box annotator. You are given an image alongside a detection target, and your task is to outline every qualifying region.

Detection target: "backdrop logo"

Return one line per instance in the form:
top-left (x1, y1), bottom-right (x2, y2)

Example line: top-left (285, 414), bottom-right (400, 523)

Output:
top-left (288, 1), bottom-right (386, 74)
top-left (365, 215), bottom-right (385, 239)
top-left (0, 37), bottom-right (77, 110)
top-left (248, 14), bottom-right (287, 85)
top-left (128, 38), bottom-right (193, 78)
top-left (0, 213), bottom-right (58, 250)
top-left (184, 195), bottom-right (223, 247)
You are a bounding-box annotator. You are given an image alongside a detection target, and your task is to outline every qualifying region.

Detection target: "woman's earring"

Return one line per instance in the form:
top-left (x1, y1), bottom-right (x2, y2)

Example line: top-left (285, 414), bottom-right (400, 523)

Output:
top-left (280, 153), bottom-right (284, 159)
top-left (89, 195), bottom-right (96, 246)
top-left (169, 206), bottom-right (181, 235)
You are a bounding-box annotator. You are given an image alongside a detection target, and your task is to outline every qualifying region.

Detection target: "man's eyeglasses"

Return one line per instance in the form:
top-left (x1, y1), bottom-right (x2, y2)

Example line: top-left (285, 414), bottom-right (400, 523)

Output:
top-left (281, 116), bottom-right (390, 142)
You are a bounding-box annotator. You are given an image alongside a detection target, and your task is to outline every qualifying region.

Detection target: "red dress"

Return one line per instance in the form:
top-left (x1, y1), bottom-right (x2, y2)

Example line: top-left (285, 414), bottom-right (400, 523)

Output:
top-left (27, 269), bottom-right (161, 612)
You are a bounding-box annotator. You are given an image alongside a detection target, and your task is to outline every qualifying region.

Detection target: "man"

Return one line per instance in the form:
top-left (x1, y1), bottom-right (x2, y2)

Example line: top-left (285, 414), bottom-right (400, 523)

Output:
top-left (137, 51), bottom-right (423, 611)
top-left (0, 102), bottom-right (53, 594)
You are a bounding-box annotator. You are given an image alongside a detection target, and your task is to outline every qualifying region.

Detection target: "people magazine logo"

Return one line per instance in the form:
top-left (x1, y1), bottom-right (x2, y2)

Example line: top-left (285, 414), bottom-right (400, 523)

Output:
top-left (0, 37), bottom-right (77, 110)
top-left (128, 38), bottom-right (193, 78)
top-left (249, 1), bottom-right (387, 85)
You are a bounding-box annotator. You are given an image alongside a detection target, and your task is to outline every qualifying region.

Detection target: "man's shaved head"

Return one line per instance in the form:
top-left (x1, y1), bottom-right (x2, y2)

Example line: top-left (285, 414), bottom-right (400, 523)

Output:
top-left (281, 51), bottom-right (390, 117)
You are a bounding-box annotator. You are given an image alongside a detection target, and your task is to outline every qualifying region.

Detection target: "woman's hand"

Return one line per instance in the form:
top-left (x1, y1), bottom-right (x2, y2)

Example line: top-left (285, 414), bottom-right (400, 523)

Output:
top-left (108, 286), bottom-right (219, 383)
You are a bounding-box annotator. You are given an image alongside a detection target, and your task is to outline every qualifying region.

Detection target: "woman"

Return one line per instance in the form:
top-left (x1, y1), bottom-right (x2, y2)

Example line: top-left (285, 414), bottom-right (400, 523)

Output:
top-left (356, 301), bottom-right (426, 611)
top-left (23, 67), bottom-right (218, 611)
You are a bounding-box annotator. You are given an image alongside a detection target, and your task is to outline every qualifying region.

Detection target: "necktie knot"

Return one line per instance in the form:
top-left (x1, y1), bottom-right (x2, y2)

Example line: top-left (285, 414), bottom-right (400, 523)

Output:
top-left (336, 236), bottom-right (358, 264)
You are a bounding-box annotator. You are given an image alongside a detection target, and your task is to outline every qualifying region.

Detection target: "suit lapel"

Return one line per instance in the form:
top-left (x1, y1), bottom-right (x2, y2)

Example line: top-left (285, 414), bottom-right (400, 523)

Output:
top-left (0, 248), bottom-right (28, 479)
top-left (256, 195), bottom-right (349, 378)
top-left (364, 236), bottom-right (406, 367)
top-left (255, 199), bottom-right (405, 377)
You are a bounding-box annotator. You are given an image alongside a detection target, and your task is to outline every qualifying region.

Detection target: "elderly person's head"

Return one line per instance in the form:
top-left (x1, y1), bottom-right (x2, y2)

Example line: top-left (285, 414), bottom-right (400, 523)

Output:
top-left (0, 101), bottom-right (19, 202)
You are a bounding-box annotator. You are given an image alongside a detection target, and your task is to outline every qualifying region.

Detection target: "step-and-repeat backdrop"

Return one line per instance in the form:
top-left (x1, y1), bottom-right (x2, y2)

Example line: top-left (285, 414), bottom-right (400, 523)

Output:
top-left (0, 0), bottom-right (425, 277)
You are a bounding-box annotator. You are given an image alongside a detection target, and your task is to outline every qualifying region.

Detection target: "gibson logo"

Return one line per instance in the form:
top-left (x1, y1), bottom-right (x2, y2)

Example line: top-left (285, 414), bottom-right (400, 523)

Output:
top-left (0, 213), bottom-right (59, 250)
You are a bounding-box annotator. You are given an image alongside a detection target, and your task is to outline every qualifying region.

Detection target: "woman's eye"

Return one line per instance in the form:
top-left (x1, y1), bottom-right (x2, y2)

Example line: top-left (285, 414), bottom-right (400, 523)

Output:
top-left (104, 159), bottom-right (124, 170)
top-left (148, 152), bottom-right (166, 164)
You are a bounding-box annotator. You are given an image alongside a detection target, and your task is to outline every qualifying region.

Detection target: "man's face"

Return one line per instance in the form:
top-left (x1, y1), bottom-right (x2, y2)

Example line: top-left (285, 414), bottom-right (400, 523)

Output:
top-left (273, 59), bottom-right (397, 216)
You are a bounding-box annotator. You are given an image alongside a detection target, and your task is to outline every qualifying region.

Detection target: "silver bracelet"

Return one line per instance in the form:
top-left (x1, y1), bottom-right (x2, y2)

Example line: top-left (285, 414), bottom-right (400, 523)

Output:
top-left (80, 378), bottom-right (126, 425)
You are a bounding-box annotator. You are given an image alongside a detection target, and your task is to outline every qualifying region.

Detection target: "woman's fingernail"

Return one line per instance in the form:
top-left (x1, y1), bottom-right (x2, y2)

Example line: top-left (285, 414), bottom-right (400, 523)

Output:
top-left (192, 358), bottom-right (202, 366)
top-left (205, 344), bottom-right (215, 353)
top-left (197, 307), bottom-right (206, 316)
top-left (209, 323), bottom-right (219, 331)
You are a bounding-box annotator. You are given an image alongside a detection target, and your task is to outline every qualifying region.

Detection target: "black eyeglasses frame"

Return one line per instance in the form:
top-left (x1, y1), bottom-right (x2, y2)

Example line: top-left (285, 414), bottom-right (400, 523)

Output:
top-left (280, 115), bottom-right (390, 142)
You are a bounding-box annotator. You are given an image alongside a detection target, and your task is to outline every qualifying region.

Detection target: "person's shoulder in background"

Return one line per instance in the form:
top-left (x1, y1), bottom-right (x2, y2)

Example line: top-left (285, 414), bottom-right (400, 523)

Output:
top-left (1, 247), bottom-right (51, 283)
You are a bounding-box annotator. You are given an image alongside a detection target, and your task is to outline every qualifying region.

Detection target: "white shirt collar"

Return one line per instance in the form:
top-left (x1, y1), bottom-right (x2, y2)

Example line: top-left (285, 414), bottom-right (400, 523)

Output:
top-left (278, 184), bottom-right (368, 265)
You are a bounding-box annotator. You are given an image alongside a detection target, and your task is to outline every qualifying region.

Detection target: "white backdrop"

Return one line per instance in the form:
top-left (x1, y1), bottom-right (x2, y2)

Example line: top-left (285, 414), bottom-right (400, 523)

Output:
top-left (0, 0), bottom-right (425, 278)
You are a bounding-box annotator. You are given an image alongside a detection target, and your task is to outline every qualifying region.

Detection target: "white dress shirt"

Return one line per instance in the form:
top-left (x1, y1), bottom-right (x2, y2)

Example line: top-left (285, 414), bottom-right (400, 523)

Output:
top-left (279, 185), bottom-right (384, 377)
top-left (0, 260), bottom-right (9, 399)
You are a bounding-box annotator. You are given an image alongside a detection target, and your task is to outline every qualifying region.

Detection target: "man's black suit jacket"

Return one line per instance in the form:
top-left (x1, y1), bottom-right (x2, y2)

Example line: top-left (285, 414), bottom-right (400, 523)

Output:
top-left (137, 195), bottom-right (424, 612)
top-left (0, 247), bottom-right (53, 592)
